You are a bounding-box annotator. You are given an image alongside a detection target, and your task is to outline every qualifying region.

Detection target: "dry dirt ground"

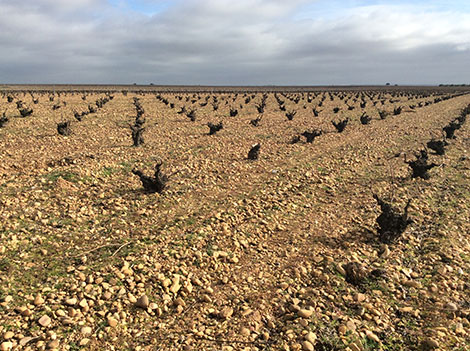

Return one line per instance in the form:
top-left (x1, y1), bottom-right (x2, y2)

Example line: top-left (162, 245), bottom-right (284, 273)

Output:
top-left (0, 87), bottom-right (470, 351)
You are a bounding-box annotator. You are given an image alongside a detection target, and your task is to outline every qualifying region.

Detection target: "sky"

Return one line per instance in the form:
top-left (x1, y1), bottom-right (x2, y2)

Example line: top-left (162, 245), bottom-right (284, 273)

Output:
top-left (0, 0), bottom-right (469, 85)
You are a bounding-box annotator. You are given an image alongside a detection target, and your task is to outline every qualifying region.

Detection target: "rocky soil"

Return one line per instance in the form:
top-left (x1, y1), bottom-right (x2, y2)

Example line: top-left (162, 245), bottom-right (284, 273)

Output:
top-left (0, 87), bottom-right (470, 350)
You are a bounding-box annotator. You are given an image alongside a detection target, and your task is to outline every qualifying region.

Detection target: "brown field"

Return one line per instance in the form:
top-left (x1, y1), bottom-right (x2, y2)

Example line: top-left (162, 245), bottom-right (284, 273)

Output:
top-left (0, 86), bottom-right (470, 351)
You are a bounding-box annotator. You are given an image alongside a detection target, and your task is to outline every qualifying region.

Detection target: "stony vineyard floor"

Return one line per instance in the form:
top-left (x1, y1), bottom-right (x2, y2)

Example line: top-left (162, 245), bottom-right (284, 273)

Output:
top-left (0, 87), bottom-right (470, 351)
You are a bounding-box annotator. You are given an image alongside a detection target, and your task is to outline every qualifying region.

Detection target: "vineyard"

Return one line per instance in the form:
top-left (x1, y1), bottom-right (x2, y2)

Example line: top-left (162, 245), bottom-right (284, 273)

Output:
top-left (0, 86), bottom-right (470, 350)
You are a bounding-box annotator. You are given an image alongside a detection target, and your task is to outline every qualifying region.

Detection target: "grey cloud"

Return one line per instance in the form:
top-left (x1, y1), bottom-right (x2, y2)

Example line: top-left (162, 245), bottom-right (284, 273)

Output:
top-left (0, 0), bottom-right (469, 84)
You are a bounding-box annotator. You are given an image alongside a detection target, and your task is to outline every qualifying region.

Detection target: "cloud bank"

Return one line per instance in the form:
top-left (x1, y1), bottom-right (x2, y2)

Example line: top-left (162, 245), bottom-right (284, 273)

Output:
top-left (0, 0), bottom-right (469, 85)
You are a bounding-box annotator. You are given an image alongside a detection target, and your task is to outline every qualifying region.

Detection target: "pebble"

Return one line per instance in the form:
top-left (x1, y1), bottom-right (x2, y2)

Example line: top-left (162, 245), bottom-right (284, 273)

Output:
top-left (81, 326), bottom-right (92, 335)
top-left (348, 341), bottom-right (363, 351)
top-left (65, 298), bottom-right (77, 306)
top-left (34, 294), bottom-right (45, 306)
top-left (38, 315), bottom-right (51, 327)
top-left (61, 318), bottom-right (74, 325)
top-left (422, 338), bottom-right (439, 349)
top-left (47, 339), bottom-right (60, 349)
top-left (304, 332), bottom-right (316, 344)
top-left (36, 341), bottom-right (45, 348)
top-left (174, 298), bottom-right (185, 307)
top-left (18, 307), bottom-right (32, 317)
top-left (346, 320), bottom-right (356, 331)
top-left (403, 280), bottom-right (422, 289)
top-left (2, 296), bottom-right (11, 303)
top-left (203, 287), bottom-right (214, 295)
top-left (354, 293), bottom-right (366, 302)
top-left (3, 332), bottom-right (14, 340)
top-left (298, 309), bottom-right (313, 318)
top-left (445, 302), bottom-right (458, 312)
top-left (437, 266), bottom-right (447, 275)
top-left (79, 338), bottom-right (90, 346)
top-left (455, 323), bottom-right (465, 335)
top-left (219, 307), bottom-right (234, 320)
top-left (53, 308), bottom-right (64, 317)
top-left (0, 342), bottom-right (12, 351)
top-left (366, 330), bottom-right (380, 343)
top-left (216, 251), bottom-right (229, 259)
top-left (313, 256), bottom-right (323, 264)
top-left (170, 282), bottom-right (181, 294)
top-left (183, 282), bottom-right (193, 294)
top-left (122, 268), bottom-right (133, 276)
top-left (19, 337), bottom-right (33, 347)
top-left (107, 318), bottom-right (118, 327)
top-left (130, 294), bottom-right (139, 305)
top-left (240, 327), bottom-right (250, 337)
top-left (301, 340), bottom-right (314, 351)
top-left (401, 268), bottom-right (412, 278)
top-left (201, 294), bottom-right (212, 303)
top-left (336, 264), bottom-right (346, 276)
top-left (135, 295), bottom-right (149, 309)
top-left (380, 245), bottom-right (391, 258)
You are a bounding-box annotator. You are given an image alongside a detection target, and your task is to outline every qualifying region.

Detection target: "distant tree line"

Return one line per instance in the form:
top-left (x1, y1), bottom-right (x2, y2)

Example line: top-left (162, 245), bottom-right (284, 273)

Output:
top-left (439, 84), bottom-right (470, 87)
